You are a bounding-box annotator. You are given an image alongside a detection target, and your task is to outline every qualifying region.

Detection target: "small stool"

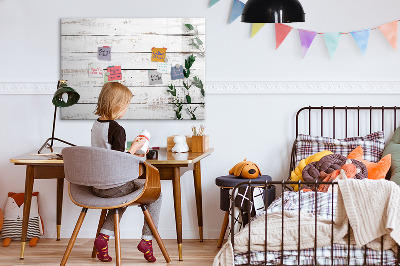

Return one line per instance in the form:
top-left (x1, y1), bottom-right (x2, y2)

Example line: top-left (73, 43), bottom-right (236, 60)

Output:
top-left (215, 175), bottom-right (275, 248)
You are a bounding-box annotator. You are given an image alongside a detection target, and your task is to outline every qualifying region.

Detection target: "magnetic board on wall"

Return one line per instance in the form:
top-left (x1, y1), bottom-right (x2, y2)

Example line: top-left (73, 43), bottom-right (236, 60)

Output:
top-left (61, 18), bottom-right (205, 120)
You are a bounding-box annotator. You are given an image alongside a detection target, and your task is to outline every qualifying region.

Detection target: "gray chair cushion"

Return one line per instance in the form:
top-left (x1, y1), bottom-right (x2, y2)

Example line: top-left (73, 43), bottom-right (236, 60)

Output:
top-left (69, 180), bottom-right (145, 208)
top-left (62, 146), bottom-right (145, 188)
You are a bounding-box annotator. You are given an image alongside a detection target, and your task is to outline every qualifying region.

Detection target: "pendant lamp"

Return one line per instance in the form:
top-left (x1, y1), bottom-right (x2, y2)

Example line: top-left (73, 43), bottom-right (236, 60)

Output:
top-left (241, 0), bottom-right (305, 23)
top-left (38, 80), bottom-right (80, 154)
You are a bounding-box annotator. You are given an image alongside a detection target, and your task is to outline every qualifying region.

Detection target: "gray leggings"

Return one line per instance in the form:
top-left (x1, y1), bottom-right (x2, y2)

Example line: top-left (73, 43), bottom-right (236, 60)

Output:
top-left (92, 180), bottom-right (162, 240)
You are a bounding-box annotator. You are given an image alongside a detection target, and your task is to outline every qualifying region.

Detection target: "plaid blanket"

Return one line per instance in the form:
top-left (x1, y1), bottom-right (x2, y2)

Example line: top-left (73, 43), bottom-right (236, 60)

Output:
top-left (234, 191), bottom-right (397, 265)
top-left (234, 244), bottom-right (397, 265)
top-left (266, 190), bottom-right (336, 220)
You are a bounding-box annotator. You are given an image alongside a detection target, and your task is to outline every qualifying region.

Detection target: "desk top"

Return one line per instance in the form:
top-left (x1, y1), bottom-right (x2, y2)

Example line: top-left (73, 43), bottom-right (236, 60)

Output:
top-left (10, 147), bottom-right (214, 166)
top-left (147, 148), bottom-right (213, 165)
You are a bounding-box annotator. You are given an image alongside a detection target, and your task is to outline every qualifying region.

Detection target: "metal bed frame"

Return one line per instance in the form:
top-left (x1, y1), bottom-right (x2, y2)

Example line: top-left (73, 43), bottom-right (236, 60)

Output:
top-left (230, 106), bottom-right (400, 266)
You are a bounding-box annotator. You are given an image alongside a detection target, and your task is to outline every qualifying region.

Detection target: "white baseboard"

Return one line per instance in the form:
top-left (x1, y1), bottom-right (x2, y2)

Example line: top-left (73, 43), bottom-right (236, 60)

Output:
top-left (1, 81), bottom-right (400, 95)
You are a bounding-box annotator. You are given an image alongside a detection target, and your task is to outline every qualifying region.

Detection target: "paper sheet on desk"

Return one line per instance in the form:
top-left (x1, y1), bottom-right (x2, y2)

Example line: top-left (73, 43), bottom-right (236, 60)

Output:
top-left (31, 153), bottom-right (63, 159)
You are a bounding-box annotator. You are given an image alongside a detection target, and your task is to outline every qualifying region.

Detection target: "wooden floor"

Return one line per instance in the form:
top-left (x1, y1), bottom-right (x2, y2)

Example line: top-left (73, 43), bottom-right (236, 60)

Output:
top-left (0, 239), bottom-right (221, 265)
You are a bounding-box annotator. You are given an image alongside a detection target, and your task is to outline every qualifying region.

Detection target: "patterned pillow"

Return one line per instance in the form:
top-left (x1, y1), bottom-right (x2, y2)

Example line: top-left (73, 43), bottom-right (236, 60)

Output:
top-left (294, 131), bottom-right (385, 166)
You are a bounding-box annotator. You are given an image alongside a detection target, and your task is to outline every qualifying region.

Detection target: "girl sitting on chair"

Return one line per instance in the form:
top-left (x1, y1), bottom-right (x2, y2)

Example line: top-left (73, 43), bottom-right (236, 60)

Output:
top-left (91, 82), bottom-right (162, 263)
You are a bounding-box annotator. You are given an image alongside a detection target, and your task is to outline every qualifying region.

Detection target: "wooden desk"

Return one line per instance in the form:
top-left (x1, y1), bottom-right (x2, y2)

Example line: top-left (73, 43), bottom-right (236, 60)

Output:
top-left (147, 148), bottom-right (213, 260)
top-left (9, 148), bottom-right (64, 260)
top-left (10, 147), bottom-right (213, 261)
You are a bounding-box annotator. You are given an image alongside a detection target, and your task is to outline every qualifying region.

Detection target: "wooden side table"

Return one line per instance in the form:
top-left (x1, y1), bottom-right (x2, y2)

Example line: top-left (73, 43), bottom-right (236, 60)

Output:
top-left (215, 175), bottom-right (275, 248)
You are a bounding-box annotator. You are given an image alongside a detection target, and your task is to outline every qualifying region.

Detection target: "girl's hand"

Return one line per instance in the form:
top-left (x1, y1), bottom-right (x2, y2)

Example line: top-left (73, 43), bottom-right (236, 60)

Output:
top-left (129, 137), bottom-right (147, 155)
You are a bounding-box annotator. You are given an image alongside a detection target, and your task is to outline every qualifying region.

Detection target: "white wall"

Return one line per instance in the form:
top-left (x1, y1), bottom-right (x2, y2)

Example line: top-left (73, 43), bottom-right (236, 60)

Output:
top-left (1, 0), bottom-right (400, 239)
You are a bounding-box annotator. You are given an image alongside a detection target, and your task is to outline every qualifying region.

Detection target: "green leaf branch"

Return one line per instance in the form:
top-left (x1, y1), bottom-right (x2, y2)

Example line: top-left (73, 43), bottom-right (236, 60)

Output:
top-left (167, 54), bottom-right (204, 120)
top-left (192, 76), bottom-right (204, 96)
top-left (185, 23), bottom-right (204, 56)
top-left (187, 106), bottom-right (198, 120)
top-left (168, 85), bottom-right (183, 120)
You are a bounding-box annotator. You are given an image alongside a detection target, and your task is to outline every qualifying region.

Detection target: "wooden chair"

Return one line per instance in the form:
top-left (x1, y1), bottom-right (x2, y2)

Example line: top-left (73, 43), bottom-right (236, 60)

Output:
top-left (60, 146), bottom-right (171, 265)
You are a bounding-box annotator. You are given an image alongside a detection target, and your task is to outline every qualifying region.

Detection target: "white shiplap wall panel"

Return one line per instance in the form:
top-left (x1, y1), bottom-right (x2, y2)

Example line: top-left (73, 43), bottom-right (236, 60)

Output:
top-left (61, 35), bottom-right (205, 53)
top-left (61, 53), bottom-right (205, 70)
top-left (61, 18), bottom-right (205, 120)
top-left (74, 86), bottom-right (204, 104)
top-left (61, 18), bottom-right (205, 36)
top-left (61, 103), bottom-right (205, 120)
top-left (61, 69), bottom-right (205, 88)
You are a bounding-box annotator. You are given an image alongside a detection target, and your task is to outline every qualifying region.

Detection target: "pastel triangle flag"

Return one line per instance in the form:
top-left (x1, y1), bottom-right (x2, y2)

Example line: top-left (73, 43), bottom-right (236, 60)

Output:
top-left (229, 0), bottom-right (245, 24)
top-left (275, 23), bottom-right (293, 49)
top-left (323, 33), bottom-right (341, 58)
top-left (378, 21), bottom-right (398, 50)
top-left (251, 23), bottom-right (266, 38)
top-left (351, 29), bottom-right (370, 55)
top-left (298, 29), bottom-right (317, 58)
top-left (209, 0), bottom-right (220, 7)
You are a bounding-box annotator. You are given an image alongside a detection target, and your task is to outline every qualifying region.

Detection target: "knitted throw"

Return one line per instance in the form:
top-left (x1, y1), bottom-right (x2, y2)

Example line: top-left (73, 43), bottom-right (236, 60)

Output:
top-left (335, 178), bottom-right (400, 251)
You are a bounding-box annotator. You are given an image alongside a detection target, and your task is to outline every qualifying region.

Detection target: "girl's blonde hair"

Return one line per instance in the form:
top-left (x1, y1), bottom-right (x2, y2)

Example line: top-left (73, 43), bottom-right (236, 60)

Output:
top-left (95, 82), bottom-right (133, 120)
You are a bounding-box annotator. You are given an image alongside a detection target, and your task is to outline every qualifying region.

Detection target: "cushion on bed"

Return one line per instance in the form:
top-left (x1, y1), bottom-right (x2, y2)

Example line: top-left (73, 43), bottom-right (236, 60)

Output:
top-left (295, 131), bottom-right (385, 167)
top-left (348, 146), bottom-right (391, 180)
top-left (289, 150), bottom-right (333, 191)
top-left (302, 154), bottom-right (368, 189)
top-left (382, 127), bottom-right (400, 184)
top-left (382, 127), bottom-right (400, 183)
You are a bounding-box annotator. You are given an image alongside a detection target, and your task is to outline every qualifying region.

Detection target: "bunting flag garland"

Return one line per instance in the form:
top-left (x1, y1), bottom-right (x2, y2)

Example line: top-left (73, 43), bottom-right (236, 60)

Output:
top-left (378, 21), bottom-right (398, 50)
top-left (275, 23), bottom-right (293, 49)
top-left (298, 29), bottom-right (317, 58)
top-left (323, 33), bottom-right (341, 58)
top-left (229, 0), bottom-right (245, 24)
top-left (207, 3), bottom-right (400, 58)
top-left (251, 23), bottom-right (266, 38)
top-left (209, 0), bottom-right (220, 7)
top-left (351, 29), bottom-right (370, 55)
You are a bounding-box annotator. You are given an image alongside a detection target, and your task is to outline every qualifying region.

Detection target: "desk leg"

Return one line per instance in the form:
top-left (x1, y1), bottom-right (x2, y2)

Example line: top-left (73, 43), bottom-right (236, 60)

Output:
top-left (172, 167), bottom-right (183, 261)
top-left (193, 161), bottom-right (203, 242)
top-left (20, 165), bottom-right (35, 259)
top-left (56, 178), bottom-right (64, 241)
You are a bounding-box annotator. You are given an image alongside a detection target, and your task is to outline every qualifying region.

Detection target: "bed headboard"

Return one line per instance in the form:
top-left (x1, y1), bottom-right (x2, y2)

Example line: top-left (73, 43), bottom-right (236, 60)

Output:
top-left (295, 106), bottom-right (400, 138)
top-left (290, 106), bottom-right (400, 178)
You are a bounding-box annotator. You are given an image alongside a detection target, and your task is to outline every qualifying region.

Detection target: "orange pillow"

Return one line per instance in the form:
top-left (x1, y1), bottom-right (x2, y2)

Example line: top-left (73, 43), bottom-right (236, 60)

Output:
top-left (347, 146), bottom-right (391, 180)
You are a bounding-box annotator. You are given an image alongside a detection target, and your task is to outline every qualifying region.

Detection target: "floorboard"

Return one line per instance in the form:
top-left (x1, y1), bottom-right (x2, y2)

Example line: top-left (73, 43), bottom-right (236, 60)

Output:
top-left (0, 239), bottom-right (222, 265)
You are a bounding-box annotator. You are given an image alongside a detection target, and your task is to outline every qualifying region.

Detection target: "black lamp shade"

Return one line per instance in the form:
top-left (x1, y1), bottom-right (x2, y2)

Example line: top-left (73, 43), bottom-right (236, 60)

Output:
top-left (242, 0), bottom-right (305, 23)
top-left (52, 84), bottom-right (80, 107)
top-left (38, 80), bottom-right (79, 154)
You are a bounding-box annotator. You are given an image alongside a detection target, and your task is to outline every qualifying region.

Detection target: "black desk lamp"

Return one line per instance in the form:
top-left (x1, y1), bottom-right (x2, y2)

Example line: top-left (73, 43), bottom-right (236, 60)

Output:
top-left (241, 0), bottom-right (305, 23)
top-left (38, 80), bottom-right (80, 154)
